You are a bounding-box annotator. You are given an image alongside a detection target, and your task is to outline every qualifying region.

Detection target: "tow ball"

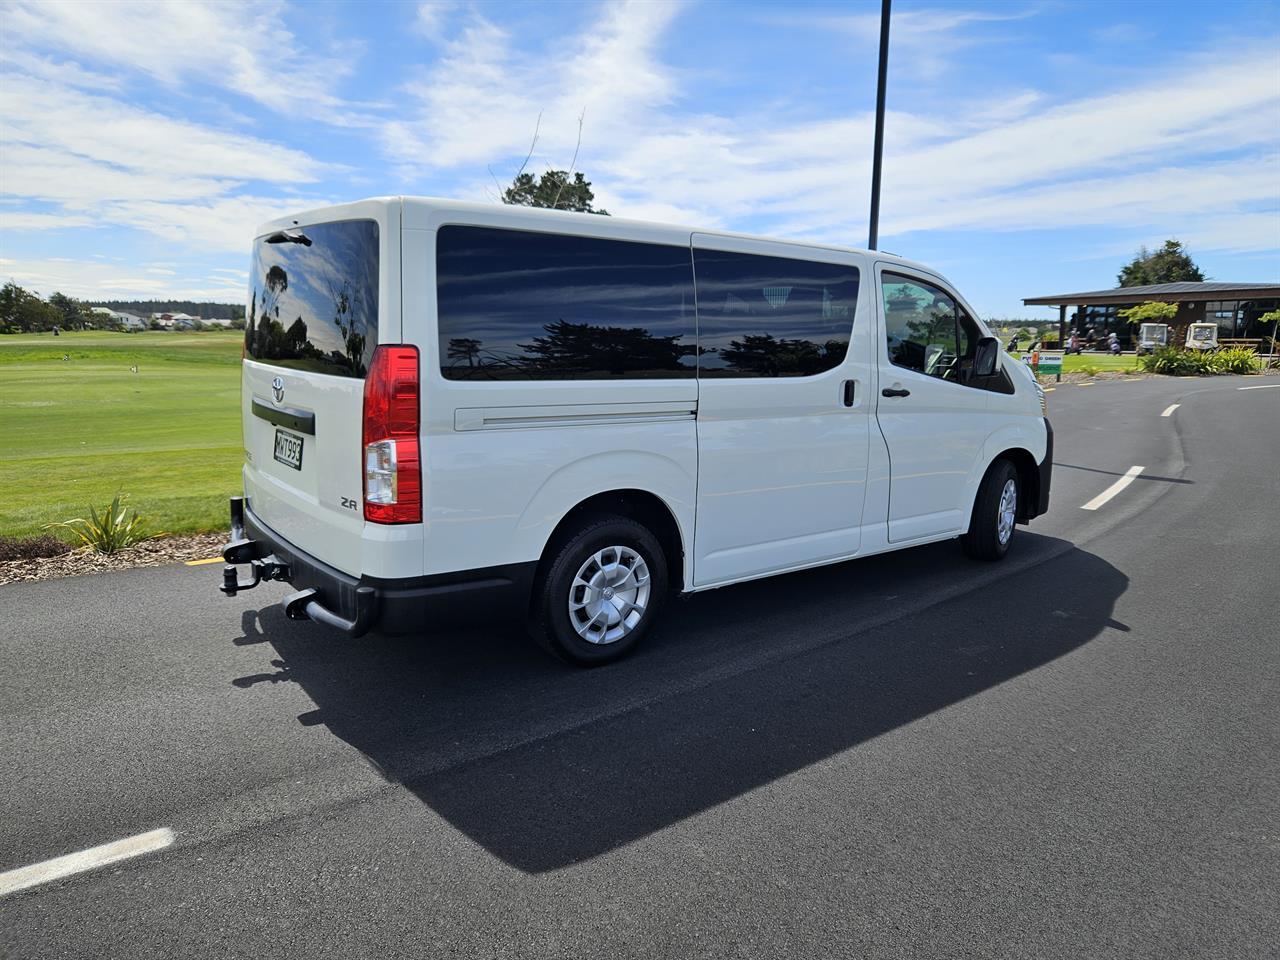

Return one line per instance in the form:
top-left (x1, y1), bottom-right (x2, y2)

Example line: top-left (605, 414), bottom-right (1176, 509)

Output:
top-left (220, 557), bottom-right (291, 596)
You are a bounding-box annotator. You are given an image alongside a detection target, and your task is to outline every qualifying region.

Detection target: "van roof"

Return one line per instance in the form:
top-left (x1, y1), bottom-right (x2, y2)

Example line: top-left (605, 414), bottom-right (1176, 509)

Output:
top-left (260, 196), bottom-right (940, 279)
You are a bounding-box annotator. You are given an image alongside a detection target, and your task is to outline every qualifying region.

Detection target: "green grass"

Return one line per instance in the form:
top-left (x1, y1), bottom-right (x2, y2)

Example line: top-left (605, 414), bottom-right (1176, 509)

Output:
top-left (1011, 352), bottom-right (1138, 374)
top-left (0, 330), bottom-right (243, 542)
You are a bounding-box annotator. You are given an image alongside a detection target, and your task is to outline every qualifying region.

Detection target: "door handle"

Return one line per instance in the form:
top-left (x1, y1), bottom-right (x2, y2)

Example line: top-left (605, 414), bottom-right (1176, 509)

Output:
top-left (842, 380), bottom-right (856, 407)
top-left (881, 387), bottom-right (911, 398)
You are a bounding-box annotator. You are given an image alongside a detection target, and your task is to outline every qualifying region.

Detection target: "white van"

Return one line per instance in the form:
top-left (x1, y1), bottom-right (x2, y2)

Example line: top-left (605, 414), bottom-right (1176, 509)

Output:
top-left (221, 198), bottom-right (1051, 664)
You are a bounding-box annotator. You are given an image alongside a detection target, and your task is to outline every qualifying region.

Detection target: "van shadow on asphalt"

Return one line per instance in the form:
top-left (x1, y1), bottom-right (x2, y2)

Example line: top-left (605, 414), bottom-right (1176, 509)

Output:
top-left (233, 535), bottom-right (1127, 873)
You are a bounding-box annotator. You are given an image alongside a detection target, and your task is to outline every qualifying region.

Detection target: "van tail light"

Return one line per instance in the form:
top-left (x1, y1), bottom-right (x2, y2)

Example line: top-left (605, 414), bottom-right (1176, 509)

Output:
top-left (362, 345), bottom-right (421, 524)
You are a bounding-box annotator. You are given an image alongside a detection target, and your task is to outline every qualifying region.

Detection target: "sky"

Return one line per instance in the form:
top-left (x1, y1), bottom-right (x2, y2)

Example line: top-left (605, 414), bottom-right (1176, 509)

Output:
top-left (1, 0), bottom-right (1277, 320)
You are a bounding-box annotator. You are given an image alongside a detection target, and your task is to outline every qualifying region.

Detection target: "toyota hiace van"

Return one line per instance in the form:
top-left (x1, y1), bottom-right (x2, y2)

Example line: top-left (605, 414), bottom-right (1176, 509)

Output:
top-left (221, 198), bottom-right (1051, 664)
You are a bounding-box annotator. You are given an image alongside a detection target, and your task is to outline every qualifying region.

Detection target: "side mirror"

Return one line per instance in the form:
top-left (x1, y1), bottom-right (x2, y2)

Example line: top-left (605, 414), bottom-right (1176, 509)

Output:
top-left (973, 336), bottom-right (999, 377)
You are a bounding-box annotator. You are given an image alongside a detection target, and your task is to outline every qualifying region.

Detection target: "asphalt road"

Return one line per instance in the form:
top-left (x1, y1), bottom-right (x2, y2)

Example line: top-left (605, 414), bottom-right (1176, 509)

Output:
top-left (2, 375), bottom-right (1277, 959)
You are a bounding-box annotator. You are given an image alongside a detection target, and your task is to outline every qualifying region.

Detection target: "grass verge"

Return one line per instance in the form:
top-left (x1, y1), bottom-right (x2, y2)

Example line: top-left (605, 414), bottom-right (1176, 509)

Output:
top-left (0, 330), bottom-right (243, 541)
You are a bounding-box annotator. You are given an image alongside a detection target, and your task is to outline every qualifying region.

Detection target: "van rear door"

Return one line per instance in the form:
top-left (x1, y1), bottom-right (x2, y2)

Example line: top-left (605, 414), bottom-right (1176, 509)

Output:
top-left (240, 205), bottom-right (400, 576)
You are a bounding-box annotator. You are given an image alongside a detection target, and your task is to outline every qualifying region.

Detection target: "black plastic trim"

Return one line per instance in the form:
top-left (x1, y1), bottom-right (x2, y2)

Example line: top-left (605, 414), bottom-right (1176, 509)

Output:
top-left (251, 398), bottom-right (316, 435)
top-left (1033, 418), bottom-right (1053, 519)
top-left (230, 499), bottom-right (536, 635)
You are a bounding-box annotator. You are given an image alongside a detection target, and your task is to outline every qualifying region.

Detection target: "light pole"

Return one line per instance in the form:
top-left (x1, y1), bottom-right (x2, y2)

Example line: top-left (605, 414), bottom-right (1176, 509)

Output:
top-left (867, 0), bottom-right (891, 250)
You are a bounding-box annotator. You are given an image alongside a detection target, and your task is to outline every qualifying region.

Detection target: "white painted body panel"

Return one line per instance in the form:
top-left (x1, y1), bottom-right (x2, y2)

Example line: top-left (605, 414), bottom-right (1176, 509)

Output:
top-left (241, 199), bottom-right (422, 579)
top-left (690, 233), bottom-right (872, 586)
top-left (238, 197), bottom-right (1048, 598)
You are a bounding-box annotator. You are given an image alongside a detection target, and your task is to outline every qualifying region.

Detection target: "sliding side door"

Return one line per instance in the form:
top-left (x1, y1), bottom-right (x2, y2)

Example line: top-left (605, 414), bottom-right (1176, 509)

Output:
top-left (692, 235), bottom-right (872, 586)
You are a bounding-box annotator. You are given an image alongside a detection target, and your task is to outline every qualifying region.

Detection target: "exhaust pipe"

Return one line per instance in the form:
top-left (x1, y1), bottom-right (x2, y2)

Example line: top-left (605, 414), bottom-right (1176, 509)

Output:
top-left (282, 586), bottom-right (377, 638)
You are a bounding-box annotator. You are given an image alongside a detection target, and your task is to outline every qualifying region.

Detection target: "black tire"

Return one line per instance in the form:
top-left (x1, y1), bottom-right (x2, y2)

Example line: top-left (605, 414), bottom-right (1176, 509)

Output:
top-left (529, 515), bottom-right (669, 666)
top-left (961, 459), bottom-right (1019, 561)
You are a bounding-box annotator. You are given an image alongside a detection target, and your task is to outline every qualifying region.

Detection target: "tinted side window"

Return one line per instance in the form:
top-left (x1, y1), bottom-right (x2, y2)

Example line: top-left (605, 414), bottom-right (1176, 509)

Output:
top-left (694, 250), bottom-right (858, 377)
top-left (436, 226), bottom-right (695, 380)
top-left (882, 273), bottom-right (966, 381)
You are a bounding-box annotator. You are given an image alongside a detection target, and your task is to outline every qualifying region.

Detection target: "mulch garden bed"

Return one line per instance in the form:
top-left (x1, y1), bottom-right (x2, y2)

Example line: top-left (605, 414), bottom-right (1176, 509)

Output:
top-left (0, 532), bottom-right (227, 586)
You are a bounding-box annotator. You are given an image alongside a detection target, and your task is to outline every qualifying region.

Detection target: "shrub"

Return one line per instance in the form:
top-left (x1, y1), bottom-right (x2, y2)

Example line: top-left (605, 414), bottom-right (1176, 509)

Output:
top-left (1078, 364), bottom-right (1102, 377)
top-left (1139, 347), bottom-right (1214, 375)
top-left (0, 534), bottom-right (72, 561)
top-left (1209, 347), bottom-right (1262, 375)
top-left (46, 493), bottom-right (152, 554)
top-left (1137, 346), bottom-right (1262, 376)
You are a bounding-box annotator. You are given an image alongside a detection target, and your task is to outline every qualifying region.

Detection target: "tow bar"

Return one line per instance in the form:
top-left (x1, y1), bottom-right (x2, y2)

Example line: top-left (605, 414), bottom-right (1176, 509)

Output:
top-left (218, 496), bottom-right (377, 637)
top-left (219, 497), bottom-right (290, 596)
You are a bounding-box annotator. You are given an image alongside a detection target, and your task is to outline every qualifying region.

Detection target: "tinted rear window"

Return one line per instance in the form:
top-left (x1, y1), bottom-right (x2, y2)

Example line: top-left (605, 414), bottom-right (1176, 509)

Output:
top-left (246, 219), bottom-right (379, 377)
top-left (436, 225), bottom-right (696, 380)
top-left (694, 250), bottom-right (858, 377)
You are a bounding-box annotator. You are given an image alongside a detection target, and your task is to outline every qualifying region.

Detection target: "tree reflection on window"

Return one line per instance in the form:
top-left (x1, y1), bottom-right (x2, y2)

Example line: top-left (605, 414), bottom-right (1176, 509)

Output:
top-left (244, 221), bottom-right (378, 378)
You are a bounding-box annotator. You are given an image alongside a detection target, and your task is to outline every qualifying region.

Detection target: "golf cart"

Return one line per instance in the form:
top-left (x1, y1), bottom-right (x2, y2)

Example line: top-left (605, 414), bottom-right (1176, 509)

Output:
top-left (1136, 323), bottom-right (1169, 355)
top-left (1185, 323), bottom-right (1219, 351)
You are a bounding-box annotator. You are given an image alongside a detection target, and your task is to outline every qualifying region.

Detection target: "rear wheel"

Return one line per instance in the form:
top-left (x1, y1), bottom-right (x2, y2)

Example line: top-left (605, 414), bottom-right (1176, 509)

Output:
top-left (529, 515), bottom-right (669, 666)
top-left (961, 459), bottom-right (1019, 561)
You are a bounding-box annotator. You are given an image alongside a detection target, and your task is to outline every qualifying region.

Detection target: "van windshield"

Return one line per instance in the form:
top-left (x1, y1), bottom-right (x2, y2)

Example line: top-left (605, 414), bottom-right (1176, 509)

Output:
top-left (245, 219), bottom-right (379, 377)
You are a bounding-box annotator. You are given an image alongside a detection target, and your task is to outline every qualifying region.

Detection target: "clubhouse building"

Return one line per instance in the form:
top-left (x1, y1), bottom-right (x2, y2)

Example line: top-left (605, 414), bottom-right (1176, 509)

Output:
top-left (1023, 281), bottom-right (1280, 349)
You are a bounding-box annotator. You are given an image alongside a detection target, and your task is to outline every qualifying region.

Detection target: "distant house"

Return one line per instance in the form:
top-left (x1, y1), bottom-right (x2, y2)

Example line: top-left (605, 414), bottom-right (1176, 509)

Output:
top-left (89, 307), bottom-right (145, 331)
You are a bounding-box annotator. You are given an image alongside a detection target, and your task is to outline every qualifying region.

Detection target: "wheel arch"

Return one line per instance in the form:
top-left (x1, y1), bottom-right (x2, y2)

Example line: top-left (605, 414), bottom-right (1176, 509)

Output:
top-left (533, 489), bottom-right (689, 604)
top-left (989, 447), bottom-right (1040, 522)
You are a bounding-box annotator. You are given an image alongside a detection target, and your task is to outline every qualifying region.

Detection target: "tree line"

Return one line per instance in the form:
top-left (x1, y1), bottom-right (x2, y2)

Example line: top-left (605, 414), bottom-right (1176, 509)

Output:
top-left (0, 283), bottom-right (243, 334)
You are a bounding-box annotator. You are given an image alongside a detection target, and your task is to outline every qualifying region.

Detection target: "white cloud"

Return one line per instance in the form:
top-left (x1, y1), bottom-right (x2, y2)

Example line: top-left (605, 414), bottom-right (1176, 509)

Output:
top-left (884, 155), bottom-right (1280, 234)
top-left (104, 194), bottom-right (335, 254)
top-left (782, 5), bottom-right (1039, 81)
top-left (1, 0), bottom-right (1276, 305)
top-left (414, 0), bottom-right (458, 41)
top-left (1, 75), bottom-right (323, 186)
top-left (380, 3), bottom-right (1277, 258)
top-left (0, 64), bottom-right (329, 252)
top-left (385, 0), bottom-right (682, 173)
top-left (2, 0), bottom-right (359, 120)
top-left (0, 256), bottom-right (246, 301)
top-left (0, 211), bottom-right (95, 231)
top-left (0, 47), bottom-right (124, 91)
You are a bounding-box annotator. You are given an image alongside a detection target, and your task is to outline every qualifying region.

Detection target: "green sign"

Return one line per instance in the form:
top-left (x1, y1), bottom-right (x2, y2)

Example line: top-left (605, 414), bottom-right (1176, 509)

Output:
top-left (1036, 353), bottom-right (1064, 374)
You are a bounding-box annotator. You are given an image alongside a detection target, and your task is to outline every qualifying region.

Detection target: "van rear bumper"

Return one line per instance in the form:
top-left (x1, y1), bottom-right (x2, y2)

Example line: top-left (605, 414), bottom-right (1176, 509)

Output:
top-left (219, 497), bottom-right (536, 637)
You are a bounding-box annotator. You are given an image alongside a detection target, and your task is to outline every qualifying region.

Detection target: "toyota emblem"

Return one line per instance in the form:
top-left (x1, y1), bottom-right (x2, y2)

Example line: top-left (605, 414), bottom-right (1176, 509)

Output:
top-left (271, 376), bottom-right (285, 405)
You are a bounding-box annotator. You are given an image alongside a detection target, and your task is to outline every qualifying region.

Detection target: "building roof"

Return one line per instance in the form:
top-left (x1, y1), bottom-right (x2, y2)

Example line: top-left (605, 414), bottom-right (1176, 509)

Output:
top-left (1024, 281), bottom-right (1280, 307)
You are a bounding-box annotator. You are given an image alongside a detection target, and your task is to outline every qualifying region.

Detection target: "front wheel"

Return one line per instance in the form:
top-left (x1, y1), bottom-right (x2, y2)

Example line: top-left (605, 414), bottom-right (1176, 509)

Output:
top-left (529, 515), bottom-right (669, 666)
top-left (961, 460), bottom-right (1019, 561)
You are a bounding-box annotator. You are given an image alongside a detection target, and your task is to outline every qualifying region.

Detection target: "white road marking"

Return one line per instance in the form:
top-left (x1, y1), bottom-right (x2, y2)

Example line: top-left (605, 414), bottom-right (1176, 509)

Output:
top-left (1161, 403), bottom-right (1180, 417)
top-left (0, 829), bottom-right (173, 897)
top-left (1238, 383), bottom-right (1280, 390)
top-left (1081, 466), bottom-right (1145, 511)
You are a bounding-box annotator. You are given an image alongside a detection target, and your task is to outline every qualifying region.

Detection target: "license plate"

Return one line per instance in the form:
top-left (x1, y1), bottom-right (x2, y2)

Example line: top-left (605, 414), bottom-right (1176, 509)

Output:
top-left (273, 429), bottom-right (304, 470)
